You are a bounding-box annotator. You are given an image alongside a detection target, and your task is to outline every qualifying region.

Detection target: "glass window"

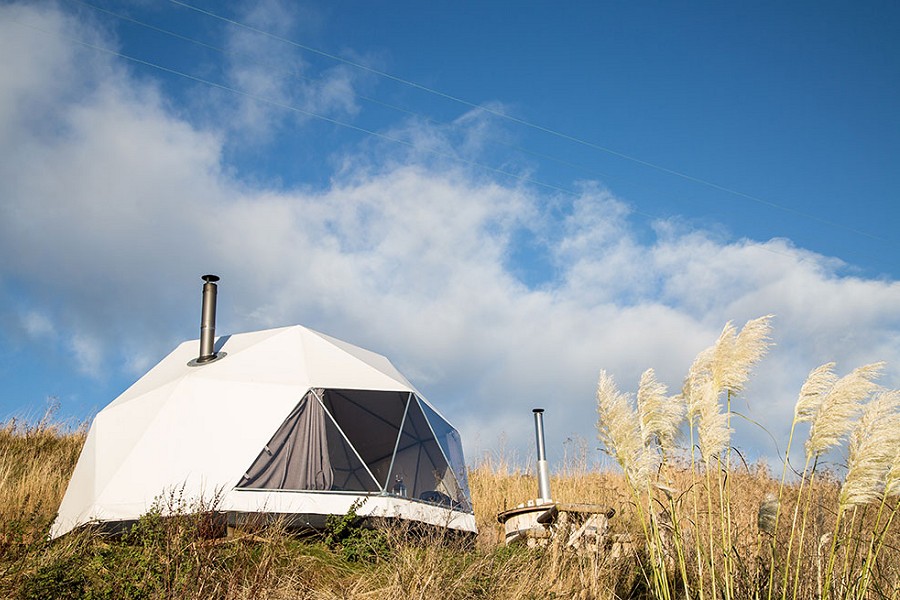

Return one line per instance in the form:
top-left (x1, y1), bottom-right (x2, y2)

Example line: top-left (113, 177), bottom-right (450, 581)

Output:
top-left (418, 398), bottom-right (472, 507)
top-left (388, 398), bottom-right (471, 512)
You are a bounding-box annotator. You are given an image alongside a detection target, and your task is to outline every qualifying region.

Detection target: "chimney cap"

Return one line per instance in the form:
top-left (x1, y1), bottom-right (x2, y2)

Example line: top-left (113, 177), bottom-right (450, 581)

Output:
top-left (201, 274), bottom-right (220, 283)
top-left (532, 408), bottom-right (545, 414)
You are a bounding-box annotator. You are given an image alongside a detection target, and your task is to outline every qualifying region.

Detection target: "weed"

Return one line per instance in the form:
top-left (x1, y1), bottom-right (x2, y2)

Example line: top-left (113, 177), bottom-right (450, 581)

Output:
top-left (323, 499), bottom-right (391, 563)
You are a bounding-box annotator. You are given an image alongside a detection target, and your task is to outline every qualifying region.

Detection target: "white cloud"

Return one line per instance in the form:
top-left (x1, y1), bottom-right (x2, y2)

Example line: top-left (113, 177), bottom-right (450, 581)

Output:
top-left (21, 311), bottom-right (55, 338)
top-left (1, 3), bottom-right (899, 471)
top-left (70, 333), bottom-right (104, 379)
top-left (216, 0), bottom-right (360, 141)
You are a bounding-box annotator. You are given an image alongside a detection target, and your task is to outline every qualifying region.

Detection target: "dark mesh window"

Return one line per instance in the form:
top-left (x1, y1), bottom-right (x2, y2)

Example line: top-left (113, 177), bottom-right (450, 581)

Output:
top-left (321, 389), bottom-right (408, 489)
top-left (323, 415), bottom-right (380, 492)
top-left (237, 388), bottom-right (470, 512)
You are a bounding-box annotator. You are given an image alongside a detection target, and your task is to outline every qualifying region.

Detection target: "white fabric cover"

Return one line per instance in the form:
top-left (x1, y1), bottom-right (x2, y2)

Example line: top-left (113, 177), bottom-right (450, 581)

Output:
top-left (51, 325), bottom-right (476, 537)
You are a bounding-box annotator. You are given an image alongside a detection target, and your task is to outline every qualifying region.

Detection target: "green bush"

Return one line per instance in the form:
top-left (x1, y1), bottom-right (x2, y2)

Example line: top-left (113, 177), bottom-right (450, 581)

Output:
top-left (18, 555), bottom-right (86, 600)
top-left (323, 499), bottom-right (390, 563)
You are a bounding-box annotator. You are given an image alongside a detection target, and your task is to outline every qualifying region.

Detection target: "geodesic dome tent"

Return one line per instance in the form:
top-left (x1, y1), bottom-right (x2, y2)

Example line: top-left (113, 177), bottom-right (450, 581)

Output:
top-left (51, 325), bottom-right (475, 538)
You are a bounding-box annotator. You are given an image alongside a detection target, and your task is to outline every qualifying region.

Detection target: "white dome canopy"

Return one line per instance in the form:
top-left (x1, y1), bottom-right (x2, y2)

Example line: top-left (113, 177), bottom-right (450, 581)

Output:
top-left (52, 325), bottom-right (474, 538)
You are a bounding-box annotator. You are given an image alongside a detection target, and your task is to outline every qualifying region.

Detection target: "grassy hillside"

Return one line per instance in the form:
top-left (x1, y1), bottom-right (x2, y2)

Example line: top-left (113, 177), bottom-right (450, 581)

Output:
top-left (1, 413), bottom-right (898, 599)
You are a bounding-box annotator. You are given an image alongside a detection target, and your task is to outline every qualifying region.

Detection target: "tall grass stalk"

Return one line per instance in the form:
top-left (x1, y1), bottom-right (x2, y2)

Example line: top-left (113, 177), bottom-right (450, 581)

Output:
top-left (683, 350), bottom-right (711, 600)
top-left (858, 454), bottom-right (900, 596)
top-left (819, 389), bottom-right (900, 599)
top-left (596, 370), bottom-right (675, 599)
top-left (596, 316), bottom-right (773, 600)
top-left (594, 316), bottom-right (900, 600)
top-left (638, 368), bottom-right (692, 598)
top-left (858, 496), bottom-right (900, 597)
top-left (779, 362), bottom-right (884, 600)
top-left (765, 362), bottom-right (837, 600)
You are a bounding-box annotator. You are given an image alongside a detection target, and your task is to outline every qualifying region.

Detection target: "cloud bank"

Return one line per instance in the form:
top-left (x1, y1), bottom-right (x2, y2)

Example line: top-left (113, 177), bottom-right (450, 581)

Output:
top-left (2, 3), bottom-right (899, 467)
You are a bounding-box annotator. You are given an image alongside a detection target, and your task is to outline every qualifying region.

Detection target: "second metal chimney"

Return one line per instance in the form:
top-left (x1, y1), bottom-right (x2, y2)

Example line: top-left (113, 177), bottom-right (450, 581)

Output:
top-left (533, 408), bottom-right (552, 502)
top-left (197, 274), bottom-right (219, 363)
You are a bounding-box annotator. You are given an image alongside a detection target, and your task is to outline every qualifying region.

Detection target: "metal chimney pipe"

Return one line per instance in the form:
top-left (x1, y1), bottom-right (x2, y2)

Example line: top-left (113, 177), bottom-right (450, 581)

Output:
top-left (197, 274), bottom-right (219, 363)
top-left (533, 408), bottom-right (552, 502)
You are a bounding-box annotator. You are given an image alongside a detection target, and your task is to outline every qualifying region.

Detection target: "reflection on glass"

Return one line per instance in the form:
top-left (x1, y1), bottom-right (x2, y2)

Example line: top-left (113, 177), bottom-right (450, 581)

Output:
top-left (418, 398), bottom-right (472, 506)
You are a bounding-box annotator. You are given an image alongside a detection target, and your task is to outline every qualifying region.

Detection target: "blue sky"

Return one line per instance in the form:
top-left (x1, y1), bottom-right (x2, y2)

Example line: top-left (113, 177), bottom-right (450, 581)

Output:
top-left (1, 0), bottom-right (899, 467)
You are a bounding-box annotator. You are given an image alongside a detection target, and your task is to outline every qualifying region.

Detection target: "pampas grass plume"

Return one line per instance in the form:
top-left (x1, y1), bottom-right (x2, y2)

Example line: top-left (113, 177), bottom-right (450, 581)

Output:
top-left (684, 347), bottom-right (715, 422)
top-left (758, 493), bottom-right (779, 536)
top-left (637, 368), bottom-right (683, 454)
top-left (886, 448), bottom-right (900, 498)
top-left (840, 390), bottom-right (900, 509)
top-left (794, 362), bottom-right (838, 423)
top-left (596, 370), bottom-right (651, 488)
top-left (683, 316), bottom-right (773, 462)
top-left (697, 379), bottom-right (731, 462)
top-left (806, 362), bottom-right (885, 460)
top-left (720, 315), bottom-right (773, 393)
top-left (710, 321), bottom-right (737, 390)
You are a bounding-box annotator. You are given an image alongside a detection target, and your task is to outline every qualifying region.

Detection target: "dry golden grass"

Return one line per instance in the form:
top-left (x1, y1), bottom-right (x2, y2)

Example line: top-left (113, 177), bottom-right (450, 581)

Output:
top-left (0, 415), bottom-right (85, 547)
top-left (1, 410), bottom-right (899, 599)
top-left (0, 415), bottom-right (637, 599)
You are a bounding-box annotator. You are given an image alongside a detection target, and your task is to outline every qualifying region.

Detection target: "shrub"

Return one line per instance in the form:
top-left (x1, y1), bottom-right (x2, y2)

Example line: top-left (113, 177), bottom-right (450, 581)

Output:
top-left (323, 499), bottom-right (391, 563)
